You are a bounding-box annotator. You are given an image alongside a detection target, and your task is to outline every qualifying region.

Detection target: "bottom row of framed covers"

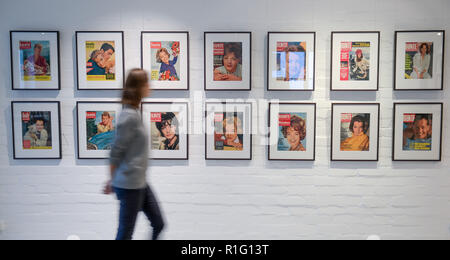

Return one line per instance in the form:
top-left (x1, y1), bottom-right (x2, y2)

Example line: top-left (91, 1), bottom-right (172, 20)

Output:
top-left (11, 101), bottom-right (443, 162)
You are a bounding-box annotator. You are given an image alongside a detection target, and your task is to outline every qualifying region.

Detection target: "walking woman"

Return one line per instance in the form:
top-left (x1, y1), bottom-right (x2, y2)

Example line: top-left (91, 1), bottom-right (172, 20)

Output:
top-left (103, 68), bottom-right (165, 240)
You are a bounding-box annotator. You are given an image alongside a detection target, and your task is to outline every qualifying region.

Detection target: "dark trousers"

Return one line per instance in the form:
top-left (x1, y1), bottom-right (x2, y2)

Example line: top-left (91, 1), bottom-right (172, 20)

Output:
top-left (113, 184), bottom-right (165, 240)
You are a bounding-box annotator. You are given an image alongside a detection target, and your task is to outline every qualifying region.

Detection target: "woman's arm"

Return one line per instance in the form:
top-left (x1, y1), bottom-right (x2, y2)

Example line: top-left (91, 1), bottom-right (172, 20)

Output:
top-left (103, 164), bottom-right (116, 194)
top-left (170, 56), bottom-right (178, 66)
top-left (413, 54), bottom-right (420, 74)
top-left (43, 58), bottom-right (50, 73)
top-left (214, 68), bottom-right (227, 81)
top-left (225, 74), bottom-right (241, 81)
top-left (109, 114), bottom-right (137, 167)
top-left (35, 130), bottom-right (49, 147)
top-left (105, 114), bottom-right (137, 194)
top-left (423, 54), bottom-right (430, 73)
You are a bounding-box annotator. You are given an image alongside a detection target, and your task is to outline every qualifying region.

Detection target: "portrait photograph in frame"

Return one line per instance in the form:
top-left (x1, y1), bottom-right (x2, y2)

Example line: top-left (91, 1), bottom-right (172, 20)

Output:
top-left (76, 101), bottom-right (122, 159)
top-left (331, 31), bottom-right (380, 91)
top-left (204, 32), bottom-right (252, 91)
top-left (331, 103), bottom-right (380, 161)
top-left (141, 31), bottom-right (189, 90)
top-left (392, 103), bottom-right (443, 161)
top-left (11, 101), bottom-right (62, 159)
top-left (394, 30), bottom-right (445, 90)
top-left (205, 102), bottom-right (252, 160)
top-left (268, 102), bottom-right (316, 161)
top-left (10, 31), bottom-right (61, 90)
top-left (267, 32), bottom-right (315, 91)
top-left (141, 101), bottom-right (189, 160)
top-left (76, 31), bottom-right (125, 90)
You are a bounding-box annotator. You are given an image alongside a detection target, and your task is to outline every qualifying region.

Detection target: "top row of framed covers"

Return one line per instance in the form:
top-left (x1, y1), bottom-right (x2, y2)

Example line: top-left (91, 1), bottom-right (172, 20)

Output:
top-left (10, 30), bottom-right (445, 91)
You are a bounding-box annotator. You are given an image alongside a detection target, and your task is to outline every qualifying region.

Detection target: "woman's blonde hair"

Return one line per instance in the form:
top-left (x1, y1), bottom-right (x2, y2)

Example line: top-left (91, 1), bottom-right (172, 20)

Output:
top-left (156, 48), bottom-right (170, 63)
top-left (122, 69), bottom-right (149, 108)
top-left (223, 115), bottom-right (242, 135)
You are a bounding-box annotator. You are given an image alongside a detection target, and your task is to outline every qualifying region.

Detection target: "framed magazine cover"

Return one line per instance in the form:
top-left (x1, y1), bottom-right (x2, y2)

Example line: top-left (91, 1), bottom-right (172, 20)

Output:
top-left (204, 32), bottom-right (252, 91)
top-left (141, 102), bottom-right (189, 160)
top-left (393, 103), bottom-right (443, 161)
top-left (11, 101), bottom-right (62, 159)
top-left (76, 31), bottom-right (125, 90)
top-left (10, 31), bottom-right (61, 90)
top-left (331, 103), bottom-right (380, 161)
top-left (331, 31), bottom-right (380, 91)
top-left (76, 101), bottom-right (122, 159)
top-left (141, 31), bottom-right (189, 90)
top-left (394, 30), bottom-right (445, 90)
top-left (205, 102), bottom-right (252, 160)
top-left (268, 102), bottom-right (316, 161)
top-left (267, 32), bottom-right (315, 91)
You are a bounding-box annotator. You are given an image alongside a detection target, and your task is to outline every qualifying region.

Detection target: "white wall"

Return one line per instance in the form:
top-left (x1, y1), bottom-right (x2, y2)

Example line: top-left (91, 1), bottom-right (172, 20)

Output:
top-left (0, 0), bottom-right (449, 240)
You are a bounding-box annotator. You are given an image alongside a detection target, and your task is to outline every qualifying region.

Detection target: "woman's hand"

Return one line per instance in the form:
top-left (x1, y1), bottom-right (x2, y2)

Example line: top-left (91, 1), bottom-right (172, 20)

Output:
top-left (225, 74), bottom-right (242, 81)
top-left (225, 140), bottom-right (243, 148)
top-left (214, 70), bottom-right (228, 81)
top-left (105, 165), bottom-right (117, 194)
top-left (103, 180), bottom-right (113, 195)
top-left (34, 64), bottom-right (44, 71)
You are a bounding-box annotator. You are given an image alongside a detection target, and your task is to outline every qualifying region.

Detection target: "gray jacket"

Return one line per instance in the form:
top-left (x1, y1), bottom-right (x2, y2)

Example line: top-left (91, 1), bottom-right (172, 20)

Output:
top-left (110, 105), bottom-right (148, 189)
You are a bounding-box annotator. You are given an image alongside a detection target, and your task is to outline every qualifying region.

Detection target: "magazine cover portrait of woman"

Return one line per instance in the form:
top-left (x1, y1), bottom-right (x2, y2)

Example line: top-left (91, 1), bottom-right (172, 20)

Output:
top-left (151, 41), bottom-right (181, 81)
top-left (340, 113), bottom-right (370, 152)
top-left (277, 113), bottom-right (307, 152)
top-left (151, 112), bottom-right (181, 151)
top-left (214, 112), bottom-right (244, 151)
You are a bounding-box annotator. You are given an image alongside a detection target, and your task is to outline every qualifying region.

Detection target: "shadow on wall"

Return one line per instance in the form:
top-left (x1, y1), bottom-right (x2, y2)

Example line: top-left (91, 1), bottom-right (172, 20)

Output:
top-left (391, 161), bottom-right (444, 170)
top-left (330, 161), bottom-right (378, 169)
top-left (329, 91), bottom-right (377, 101)
top-left (205, 160), bottom-right (252, 168)
top-left (393, 91), bottom-right (443, 100)
top-left (264, 160), bottom-right (315, 170)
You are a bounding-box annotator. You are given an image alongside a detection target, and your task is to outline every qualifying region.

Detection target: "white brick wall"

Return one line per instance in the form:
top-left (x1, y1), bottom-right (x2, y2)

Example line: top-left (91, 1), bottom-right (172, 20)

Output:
top-left (0, 0), bottom-right (449, 240)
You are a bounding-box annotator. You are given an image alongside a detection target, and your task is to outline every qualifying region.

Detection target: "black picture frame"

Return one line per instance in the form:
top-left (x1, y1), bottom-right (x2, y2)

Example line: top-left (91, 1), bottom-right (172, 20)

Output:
top-left (75, 31), bottom-right (125, 90)
top-left (392, 102), bottom-right (443, 161)
top-left (140, 101), bottom-right (190, 160)
top-left (76, 101), bottom-right (122, 160)
top-left (266, 31), bottom-right (316, 91)
top-left (204, 31), bottom-right (252, 91)
top-left (268, 102), bottom-right (317, 161)
top-left (10, 30), bottom-right (61, 91)
top-left (140, 31), bottom-right (190, 91)
top-left (330, 31), bottom-right (380, 92)
top-left (393, 30), bottom-right (445, 91)
top-left (330, 103), bottom-right (381, 162)
top-left (205, 102), bottom-right (253, 160)
top-left (11, 101), bottom-right (62, 160)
